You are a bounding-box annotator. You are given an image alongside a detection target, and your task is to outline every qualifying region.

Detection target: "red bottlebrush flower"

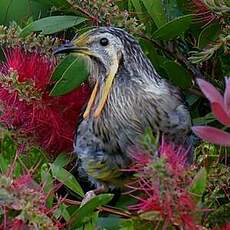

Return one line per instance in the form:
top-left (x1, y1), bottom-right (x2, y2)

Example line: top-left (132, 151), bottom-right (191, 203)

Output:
top-left (11, 174), bottom-right (34, 190)
top-left (127, 142), bottom-right (199, 229)
top-left (10, 219), bottom-right (26, 230)
top-left (223, 224), bottom-right (230, 230)
top-left (0, 47), bottom-right (90, 154)
top-left (159, 139), bottom-right (189, 176)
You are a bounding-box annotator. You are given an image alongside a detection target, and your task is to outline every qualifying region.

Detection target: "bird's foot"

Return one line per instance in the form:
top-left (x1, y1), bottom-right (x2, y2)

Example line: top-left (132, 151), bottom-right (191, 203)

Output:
top-left (80, 186), bottom-right (107, 206)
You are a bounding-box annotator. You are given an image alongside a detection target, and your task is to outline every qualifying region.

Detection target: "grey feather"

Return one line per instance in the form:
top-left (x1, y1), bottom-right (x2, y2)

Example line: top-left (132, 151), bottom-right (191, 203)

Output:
top-left (74, 27), bottom-right (192, 188)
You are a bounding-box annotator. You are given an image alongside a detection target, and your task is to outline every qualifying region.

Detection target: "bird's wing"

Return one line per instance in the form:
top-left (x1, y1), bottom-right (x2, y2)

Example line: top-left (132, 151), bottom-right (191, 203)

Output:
top-left (135, 79), bottom-right (192, 144)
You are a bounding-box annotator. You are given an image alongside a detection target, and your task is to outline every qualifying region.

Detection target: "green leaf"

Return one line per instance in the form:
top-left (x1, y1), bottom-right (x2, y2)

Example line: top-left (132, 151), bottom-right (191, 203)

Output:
top-left (141, 0), bottom-right (167, 28)
top-left (20, 16), bottom-right (87, 36)
top-left (97, 217), bottom-right (123, 230)
top-left (70, 194), bottom-right (114, 228)
top-left (52, 153), bottom-right (72, 168)
top-left (189, 167), bottom-right (207, 203)
top-left (130, 0), bottom-right (145, 22)
top-left (51, 164), bottom-right (84, 197)
top-left (33, 0), bottom-right (71, 8)
top-left (41, 163), bottom-right (54, 208)
top-left (139, 38), bottom-right (161, 71)
top-left (198, 23), bottom-right (221, 49)
top-left (50, 55), bottom-right (89, 96)
top-left (0, 155), bottom-right (8, 173)
top-left (192, 113), bottom-right (216, 125)
top-left (0, 0), bottom-right (48, 26)
top-left (54, 203), bottom-right (71, 221)
top-left (160, 60), bottom-right (192, 89)
top-left (153, 14), bottom-right (192, 40)
top-left (52, 55), bottom-right (76, 81)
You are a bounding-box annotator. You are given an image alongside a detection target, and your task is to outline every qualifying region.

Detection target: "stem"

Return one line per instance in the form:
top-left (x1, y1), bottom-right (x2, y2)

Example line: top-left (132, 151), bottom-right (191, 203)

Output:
top-left (63, 198), bottom-right (132, 218)
top-left (66, 0), bottom-right (100, 25)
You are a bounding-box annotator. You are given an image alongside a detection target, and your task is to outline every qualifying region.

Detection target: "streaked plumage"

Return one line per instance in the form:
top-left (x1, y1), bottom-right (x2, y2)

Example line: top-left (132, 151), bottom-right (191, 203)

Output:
top-left (55, 27), bottom-right (192, 189)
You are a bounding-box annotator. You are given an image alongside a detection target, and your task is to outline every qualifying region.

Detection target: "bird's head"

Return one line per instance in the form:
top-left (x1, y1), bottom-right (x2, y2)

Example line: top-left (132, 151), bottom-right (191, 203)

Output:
top-left (54, 27), bottom-right (150, 118)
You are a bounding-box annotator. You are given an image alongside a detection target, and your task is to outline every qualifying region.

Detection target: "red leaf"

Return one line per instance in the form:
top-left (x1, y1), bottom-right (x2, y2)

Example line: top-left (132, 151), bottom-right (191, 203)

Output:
top-left (224, 77), bottom-right (230, 114)
top-left (197, 78), bottom-right (224, 105)
top-left (211, 102), bottom-right (230, 127)
top-left (192, 126), bottom-right (230, 146)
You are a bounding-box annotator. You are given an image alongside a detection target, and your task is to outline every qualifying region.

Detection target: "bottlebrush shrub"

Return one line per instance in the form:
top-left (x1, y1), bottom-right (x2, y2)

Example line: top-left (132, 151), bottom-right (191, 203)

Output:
top-left (0, 46), bottom-right (90, 155)
top-left (192, 78), bottom-right (230, 146)
top-left (0, 147), bottom-right (63, 230)
top-left (126, 141), bottom-right (202, 229)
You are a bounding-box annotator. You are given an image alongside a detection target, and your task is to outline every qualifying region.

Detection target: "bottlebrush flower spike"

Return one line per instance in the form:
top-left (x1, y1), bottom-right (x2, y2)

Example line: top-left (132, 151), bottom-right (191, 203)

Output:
top-left (0, 47), bottom-right (90, 154)
top-left (192, 78), bottom-right (230, 146)
top-left (127, 142), bottom-right (199, 229)
top-left (10, 219), bottom-right (26, 230)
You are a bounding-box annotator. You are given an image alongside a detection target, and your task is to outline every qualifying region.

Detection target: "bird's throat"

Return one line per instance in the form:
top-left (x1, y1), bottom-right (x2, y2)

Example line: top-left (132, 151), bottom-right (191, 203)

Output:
top-left (83, 58), bottom-right (119, 119)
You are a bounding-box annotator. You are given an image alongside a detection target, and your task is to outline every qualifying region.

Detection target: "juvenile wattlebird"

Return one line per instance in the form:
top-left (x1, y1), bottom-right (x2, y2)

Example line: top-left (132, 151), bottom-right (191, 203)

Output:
top-left (54, 27), bottom-right (192, 191)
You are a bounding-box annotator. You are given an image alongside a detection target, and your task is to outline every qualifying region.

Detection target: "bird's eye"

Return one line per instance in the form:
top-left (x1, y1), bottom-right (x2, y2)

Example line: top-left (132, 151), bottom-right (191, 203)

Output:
top-left (100, 38), bottom-right (109, 46)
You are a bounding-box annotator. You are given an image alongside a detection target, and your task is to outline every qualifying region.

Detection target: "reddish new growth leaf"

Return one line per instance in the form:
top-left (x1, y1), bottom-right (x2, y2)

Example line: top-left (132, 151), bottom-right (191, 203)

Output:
top-left (192, 78), bottom-right (230, 146)
top-left (127, 141), bottom-right (200, 229)
top-left (0, 47), bottom-right (90, 154)
top-left (190, 0), bottom-right (216, 24)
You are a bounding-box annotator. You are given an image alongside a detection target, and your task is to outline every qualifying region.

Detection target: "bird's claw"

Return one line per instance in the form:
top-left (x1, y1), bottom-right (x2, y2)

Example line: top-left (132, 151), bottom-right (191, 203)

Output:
top-left (80, 190), bottom-right (96, 206)
top-left (80, 186), bottom-right (107, 206)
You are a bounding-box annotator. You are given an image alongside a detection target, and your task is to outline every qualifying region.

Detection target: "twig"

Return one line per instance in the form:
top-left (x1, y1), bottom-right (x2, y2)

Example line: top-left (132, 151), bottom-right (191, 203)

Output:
top-left (63, 198), bottom-right (132, 218)
top-left (66, 0), bottom-right (100, 25)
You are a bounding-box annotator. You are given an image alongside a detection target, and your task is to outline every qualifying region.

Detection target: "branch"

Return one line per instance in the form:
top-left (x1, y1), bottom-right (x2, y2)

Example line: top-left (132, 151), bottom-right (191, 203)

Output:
top-left (66, 0), bottom-right (100, 25)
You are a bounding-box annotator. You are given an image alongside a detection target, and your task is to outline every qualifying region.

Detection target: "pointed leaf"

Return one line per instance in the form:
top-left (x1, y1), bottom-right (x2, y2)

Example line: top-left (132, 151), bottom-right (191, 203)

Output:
top-left (33, 0), bottom-right (71, 8)
top-left (52, 55), bottom-right (76, 81)
top-left (51, 164), bottom-right (84, 197)
top-left (198, 23), bottom-right (221, 49)
top-left (153, 15), bottom-right (192, 40)
top-left (192, 113), bottom-right (216, 125)
top-left (160, 60), bottom-right (192, 88)
top-left (141, 0), bottom-right (167, 28)
top-left (52, 153), bottom-right (72, 168)
top-left (20, 16), bottom-right (87, 37)
top-left (224, 77), bottom-right (230, 113)
top-left (211, 102), bottom-right (230, 127)
top-left (50, 55), bottom-right (89, 96)
top-left (70, 194), bottom-right (114, 228)
top-left (40, 163), bottom-right (54, 208)
top-left (197, 78), bottom-right (224, 105)
top-left (189, 168), bottom-right (207, 203)
top-left (192, 126), bottom-right (230, 146)
top-left (130, 0), bottom-right (145, 22)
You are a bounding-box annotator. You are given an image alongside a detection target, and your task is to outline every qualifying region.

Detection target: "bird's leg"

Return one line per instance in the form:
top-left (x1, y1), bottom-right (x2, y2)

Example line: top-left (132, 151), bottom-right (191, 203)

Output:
top-left (81, 185), bottom-right (107, 206)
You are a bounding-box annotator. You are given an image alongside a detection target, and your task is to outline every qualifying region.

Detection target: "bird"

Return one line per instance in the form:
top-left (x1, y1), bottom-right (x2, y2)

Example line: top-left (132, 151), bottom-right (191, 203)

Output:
top-left (54, 27), bottom-right (192, 191)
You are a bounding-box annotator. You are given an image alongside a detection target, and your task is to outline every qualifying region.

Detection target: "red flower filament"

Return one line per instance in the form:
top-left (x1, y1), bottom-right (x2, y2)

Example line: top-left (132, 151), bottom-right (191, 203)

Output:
top-left (0, 47), bottom-right (90, 154)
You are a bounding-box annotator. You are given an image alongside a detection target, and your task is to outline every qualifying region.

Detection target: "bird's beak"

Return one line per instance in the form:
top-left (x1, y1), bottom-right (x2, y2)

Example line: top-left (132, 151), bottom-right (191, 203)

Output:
top-left (53, 42), bottom-right (79, 55)
top-left (54, 35), bottom-right (119, 119)
top-left (53, 42), bottom-right (94, 57)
